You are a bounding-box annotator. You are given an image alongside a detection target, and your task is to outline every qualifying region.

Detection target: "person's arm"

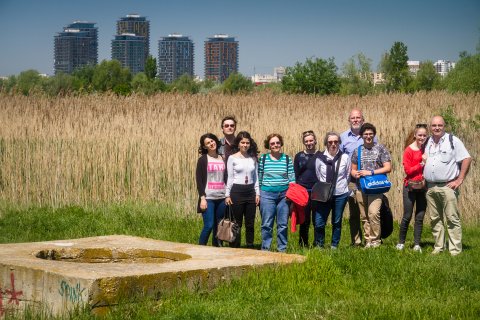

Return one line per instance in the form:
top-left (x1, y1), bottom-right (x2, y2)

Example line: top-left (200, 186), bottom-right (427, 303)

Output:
top-left (287, 155), bottom-right (295, 183)
top-left (225, 157), bottom-right (235, 205)
top-left (448, 157), bottom-right (472, 190)
top-left (315, 158), bottom-right (322, 182)
top-left (195, 156), bottom-right (207, 211)
top-left (293, 154), bottom-right (301, 181)
top-left (254, 159), bottom-right (260, 206)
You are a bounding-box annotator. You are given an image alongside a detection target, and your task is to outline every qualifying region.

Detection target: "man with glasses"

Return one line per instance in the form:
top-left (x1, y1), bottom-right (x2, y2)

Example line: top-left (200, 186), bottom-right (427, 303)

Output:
top-left (218, 116), bottom-right (237, 162)
top-left (424, 116), bottom-right (471, 256)
top-left (340, 109), bottom-right (377, 246)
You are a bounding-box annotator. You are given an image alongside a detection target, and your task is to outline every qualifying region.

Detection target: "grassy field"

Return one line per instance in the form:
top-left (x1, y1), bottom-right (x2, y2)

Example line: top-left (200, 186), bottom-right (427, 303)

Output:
top-left (0, 204), bottom-right (479, 319)
top-left (0, 92), bottom-right (479, 318)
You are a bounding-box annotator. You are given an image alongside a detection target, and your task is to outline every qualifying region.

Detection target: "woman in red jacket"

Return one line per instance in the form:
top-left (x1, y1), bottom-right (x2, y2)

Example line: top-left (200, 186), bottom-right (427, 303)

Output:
top-left (396, 124), bottom-right (428, 252)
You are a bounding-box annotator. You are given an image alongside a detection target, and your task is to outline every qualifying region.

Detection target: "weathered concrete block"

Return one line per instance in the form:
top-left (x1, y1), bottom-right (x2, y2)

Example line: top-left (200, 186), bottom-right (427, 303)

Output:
top-left (0, 235), bottom-right (305, 316)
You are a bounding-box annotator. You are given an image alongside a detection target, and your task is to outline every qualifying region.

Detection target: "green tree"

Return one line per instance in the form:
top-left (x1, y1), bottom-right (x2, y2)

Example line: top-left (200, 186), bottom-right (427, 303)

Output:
top-left (72, 64), bottom-right (96, 92)
top-left (131, 72), bottom-right (166, 95)
top-left (43, 72), bottom-right (75, 96)
top-left (145, 56), bottom-right (157, 80)
top-left (282, 57), bottom-right (340, 94)
top-left (444, 53), bottom-right (480, 93)
top-left (382, 42), bottom-right (411, 92)
top-left (169, 74), bottom-right (199, 94)
top-left (412, 60), bottom-right (441, 91)
top-left (221, 72), bottom-right (254, 94)
top-left (92, 60), bottom-right (131, 93)
top-left (16, 69), bottom-right (43, 95)
top-left (340, 53), bottom-right (373, 96)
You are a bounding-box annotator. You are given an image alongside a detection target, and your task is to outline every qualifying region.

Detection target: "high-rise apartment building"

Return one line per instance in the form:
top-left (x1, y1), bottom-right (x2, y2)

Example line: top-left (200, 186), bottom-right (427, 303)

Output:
top-left (54, 21), bottom-right (98, 74)
top-left (204, 34), bottom-right (238, 82)
top-left (111, 34), bottom-right (146, 75)
top-left (158, 34), bottom-right (194, 83)
top-left (116, 14), bottom-right (150, 60)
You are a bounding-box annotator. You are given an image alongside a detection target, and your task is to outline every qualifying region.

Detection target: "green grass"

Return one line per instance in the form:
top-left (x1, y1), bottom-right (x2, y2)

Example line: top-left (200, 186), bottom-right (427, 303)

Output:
top-left (0, 204), bottom-right (479, 319)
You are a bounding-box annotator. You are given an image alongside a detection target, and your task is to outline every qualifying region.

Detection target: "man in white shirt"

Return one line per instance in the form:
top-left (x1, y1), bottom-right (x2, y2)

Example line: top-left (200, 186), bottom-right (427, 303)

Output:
top-left (424, 116), bottom-right (472, 256)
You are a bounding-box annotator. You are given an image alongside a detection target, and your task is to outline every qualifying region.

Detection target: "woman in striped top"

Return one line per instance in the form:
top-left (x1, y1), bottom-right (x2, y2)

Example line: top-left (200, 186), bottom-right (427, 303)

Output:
top-left (259, 133), bottom-right (295, 252)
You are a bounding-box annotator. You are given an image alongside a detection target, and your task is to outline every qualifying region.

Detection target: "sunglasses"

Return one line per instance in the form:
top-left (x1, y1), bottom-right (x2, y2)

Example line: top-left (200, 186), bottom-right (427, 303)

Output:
top-left (416, 123), bottom-right (427, 129)
top-left (223, 124), bottom-right (235, 128)
top-left (327, 140), bottom-right (339, 145)
top-left (269, 141), bottom-right (281, 146)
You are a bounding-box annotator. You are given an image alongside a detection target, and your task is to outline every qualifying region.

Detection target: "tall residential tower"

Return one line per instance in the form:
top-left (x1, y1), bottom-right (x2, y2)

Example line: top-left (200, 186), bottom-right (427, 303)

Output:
top-left (204, 34), bottom-right (238, 82)
top-left (116, 14), bottom-right (150, 60)
top-left (112, 14), bottom-right (149, 74)
top-left (54, 21), bottom-right (98, 74)
top-left (158, 34), bottom-right (194, 83)
top-left (111, 34), bottom-right (146, 75)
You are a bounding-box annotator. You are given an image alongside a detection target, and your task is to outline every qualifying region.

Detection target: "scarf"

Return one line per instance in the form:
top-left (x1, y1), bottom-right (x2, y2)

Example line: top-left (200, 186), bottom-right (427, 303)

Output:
top-left (318, 151), bottom-right (343, 183)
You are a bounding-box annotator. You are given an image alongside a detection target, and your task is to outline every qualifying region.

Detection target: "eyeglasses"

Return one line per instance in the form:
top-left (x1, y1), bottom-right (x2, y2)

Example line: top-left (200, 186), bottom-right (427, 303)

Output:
top-left (362, 133), bottom-right (374, 136)
top-left (327, 140), bottom-right (339, 145)
top-left (269, 141), bottom-right (281, 146)
top-left (416, 123), bottom-right (427, 129)
top-left (223, 124), bottom-right (236, 128)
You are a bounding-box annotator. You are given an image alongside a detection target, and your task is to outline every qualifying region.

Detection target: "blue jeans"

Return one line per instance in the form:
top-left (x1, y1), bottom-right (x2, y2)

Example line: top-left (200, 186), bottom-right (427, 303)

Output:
top-left (260, 190), bottom-right (289, 252)
top-left (199, 199), bottom-right (226, 247)
top-left (314, 192), bottom-right (349, 248)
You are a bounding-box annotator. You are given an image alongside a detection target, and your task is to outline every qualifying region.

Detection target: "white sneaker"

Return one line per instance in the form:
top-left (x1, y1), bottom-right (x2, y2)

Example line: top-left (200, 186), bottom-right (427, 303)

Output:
top-left (396, 243), bottom-right (405, 250)
top-left (413, 245), bottom-right (422, 253)
top-left (371, 242), bottom-right (381, 248)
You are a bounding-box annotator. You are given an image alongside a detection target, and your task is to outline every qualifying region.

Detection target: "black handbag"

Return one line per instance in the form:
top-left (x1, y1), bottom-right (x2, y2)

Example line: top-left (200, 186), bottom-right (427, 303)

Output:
top-left (311, 154), bottom-right (342, 202)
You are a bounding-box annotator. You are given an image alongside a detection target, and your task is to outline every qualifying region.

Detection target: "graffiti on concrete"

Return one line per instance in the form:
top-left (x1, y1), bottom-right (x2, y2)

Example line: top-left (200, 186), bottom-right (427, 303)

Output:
top-left (58, 280), bottom-right (85, 304)
top-left (0, 272), bottom-right (23, 315)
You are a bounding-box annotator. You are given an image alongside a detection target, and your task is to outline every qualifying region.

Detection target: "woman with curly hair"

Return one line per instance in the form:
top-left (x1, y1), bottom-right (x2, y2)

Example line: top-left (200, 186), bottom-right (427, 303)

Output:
top-left (196, 133), bottom-right (226, 247)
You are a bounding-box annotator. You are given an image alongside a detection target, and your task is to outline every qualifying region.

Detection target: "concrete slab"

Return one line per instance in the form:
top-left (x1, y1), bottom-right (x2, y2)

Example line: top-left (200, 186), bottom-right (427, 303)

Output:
top-left (0, 235), bottom-right (305, 316)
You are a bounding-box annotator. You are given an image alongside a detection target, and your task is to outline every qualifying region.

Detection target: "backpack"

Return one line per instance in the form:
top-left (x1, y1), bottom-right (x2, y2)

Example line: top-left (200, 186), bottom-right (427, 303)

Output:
top-left (421, 134), bottom-right (454, 153)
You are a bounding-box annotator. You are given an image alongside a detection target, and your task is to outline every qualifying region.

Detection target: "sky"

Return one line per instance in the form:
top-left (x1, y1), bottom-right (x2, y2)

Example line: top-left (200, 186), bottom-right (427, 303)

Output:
top-left (0, 0), bottom-right (478, 77)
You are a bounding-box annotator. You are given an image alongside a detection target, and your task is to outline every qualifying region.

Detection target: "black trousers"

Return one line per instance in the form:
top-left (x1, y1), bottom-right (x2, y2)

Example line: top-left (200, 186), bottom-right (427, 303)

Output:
top-left (229, 184), bottom-right (257, 248)
top-left (399, 186), bottom-right (427, 245)
top-left (299, 191), bottom-right (314, 246)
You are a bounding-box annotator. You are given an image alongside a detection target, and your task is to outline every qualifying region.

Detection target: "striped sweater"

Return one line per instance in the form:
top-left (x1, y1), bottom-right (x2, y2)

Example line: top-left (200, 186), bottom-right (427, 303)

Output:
top-left (259, 153), bottom-right (295, 192)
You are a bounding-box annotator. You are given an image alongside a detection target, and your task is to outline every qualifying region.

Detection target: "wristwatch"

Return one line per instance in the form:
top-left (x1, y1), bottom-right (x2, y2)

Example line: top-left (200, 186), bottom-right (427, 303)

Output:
top-left (371, 170), bottom-right (375, 175)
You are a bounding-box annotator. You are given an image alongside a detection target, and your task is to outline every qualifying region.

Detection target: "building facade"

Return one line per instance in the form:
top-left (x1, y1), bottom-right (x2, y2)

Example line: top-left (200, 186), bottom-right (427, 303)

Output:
top-left (204, 34), bottom-right (238, 82)
top-left (158, 34), bottom-right (194, 84)
top-left (54, 21), bottom-right (98, 74)
top-left (111, 34), bottom-right (146, 75)
top-left (433, 60), bottom-right (456, 77)
top-left (116, 14), bottom-right (150, 60)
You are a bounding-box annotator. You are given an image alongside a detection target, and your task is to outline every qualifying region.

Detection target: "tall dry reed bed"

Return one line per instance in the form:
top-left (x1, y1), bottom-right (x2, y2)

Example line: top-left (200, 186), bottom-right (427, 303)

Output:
top-left (0, 92), bottom-right (478, 222)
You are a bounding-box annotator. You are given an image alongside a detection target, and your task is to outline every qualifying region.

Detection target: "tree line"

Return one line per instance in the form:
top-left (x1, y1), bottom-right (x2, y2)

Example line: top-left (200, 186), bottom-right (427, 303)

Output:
top-left (1, 41), bottom-right (479, 96)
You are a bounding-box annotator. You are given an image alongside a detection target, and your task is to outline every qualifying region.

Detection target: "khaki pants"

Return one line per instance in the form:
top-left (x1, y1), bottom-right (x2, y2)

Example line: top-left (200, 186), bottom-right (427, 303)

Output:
top-left (355, 191), bottom-right (383, 245)
top-left (426, 185), bottom-right (462, 255)
top-left (347, 182), bottom-right (362, 245)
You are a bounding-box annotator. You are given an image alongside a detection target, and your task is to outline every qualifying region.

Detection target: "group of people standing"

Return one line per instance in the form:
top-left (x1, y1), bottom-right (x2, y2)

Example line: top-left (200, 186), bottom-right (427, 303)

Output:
top-left (195, 110), bottom-right (472, 256)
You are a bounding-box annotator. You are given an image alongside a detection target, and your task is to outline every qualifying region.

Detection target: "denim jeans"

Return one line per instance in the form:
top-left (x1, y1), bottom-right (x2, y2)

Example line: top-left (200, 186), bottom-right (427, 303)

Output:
top-left (199, 199), bottom-right (226, 247)
top-left (314, 192), bottom-right (349, 248)
top-left (260, 190), bottom-right (289, 252)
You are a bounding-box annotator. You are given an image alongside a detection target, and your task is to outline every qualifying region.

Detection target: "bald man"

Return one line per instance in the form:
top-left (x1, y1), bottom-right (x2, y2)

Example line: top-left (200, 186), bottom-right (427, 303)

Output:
top-left (424, 115), bottom-right (472, 256)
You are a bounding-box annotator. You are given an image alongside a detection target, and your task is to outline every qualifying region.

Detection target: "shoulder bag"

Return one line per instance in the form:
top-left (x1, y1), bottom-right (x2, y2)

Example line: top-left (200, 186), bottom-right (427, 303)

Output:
top-left (216, 205), bottom-right (239, 243)
top-left (357, 146), bottom-right (391, 195)
top-left (311, 154), bottom-right (341, 202)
